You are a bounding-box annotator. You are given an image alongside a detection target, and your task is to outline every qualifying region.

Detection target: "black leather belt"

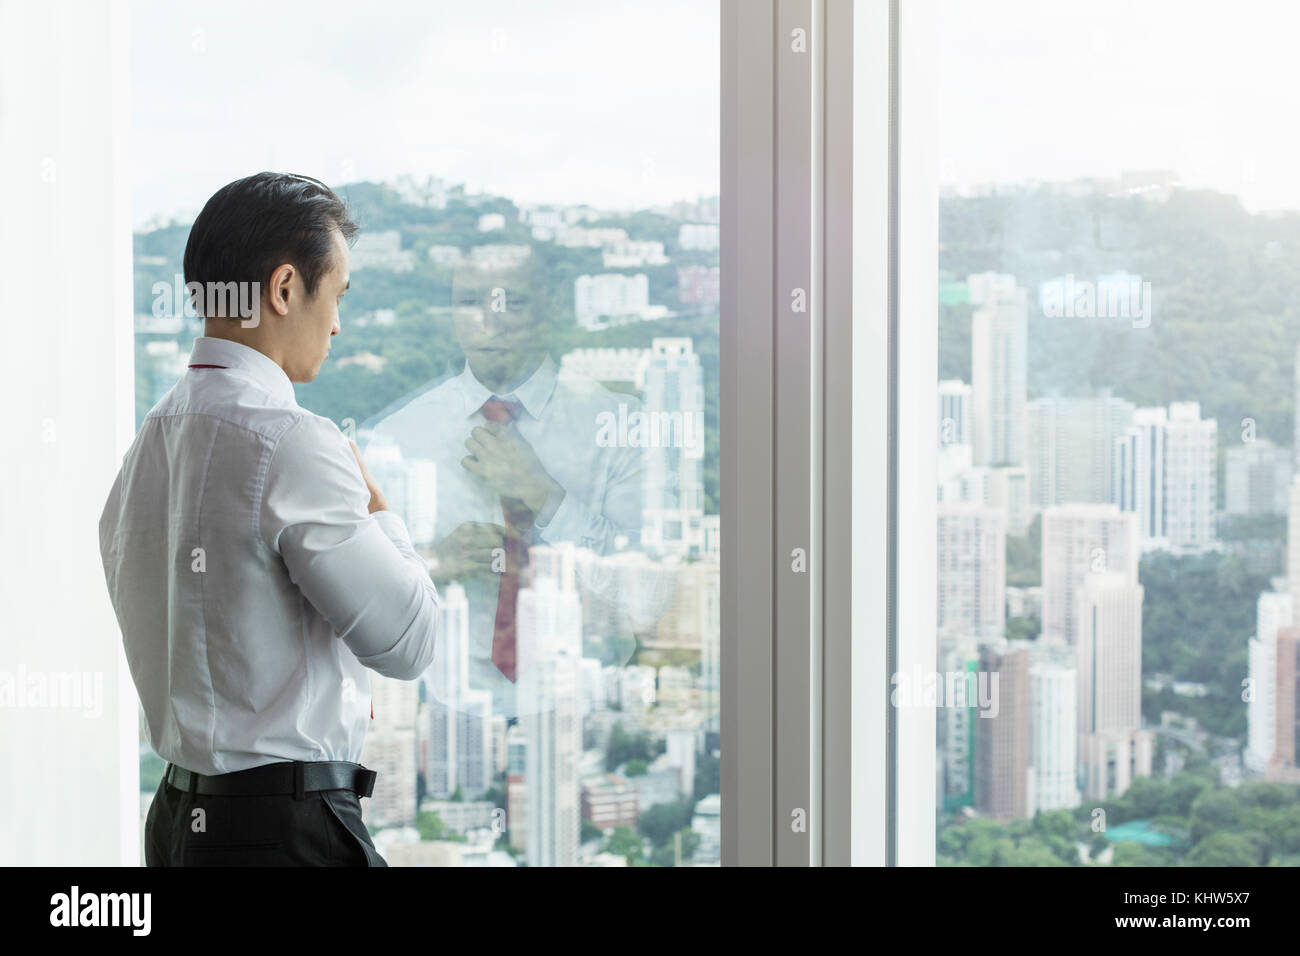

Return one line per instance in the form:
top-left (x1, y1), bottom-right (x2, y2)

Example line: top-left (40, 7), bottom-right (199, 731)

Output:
top-left (164, 760), bottom-right (377, 799)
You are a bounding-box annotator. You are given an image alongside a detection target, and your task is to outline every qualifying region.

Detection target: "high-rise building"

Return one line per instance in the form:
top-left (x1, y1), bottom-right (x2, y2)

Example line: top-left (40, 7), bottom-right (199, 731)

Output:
top-left (518, 578), bottom-right (582, 868)
top-left (1075, 571), bottom-right (1151, 800)
top-left (577, 657), bottom-right (606, 720)
top-left (974, 642), bottom-right (1031, 822)
top-left (1029, 652), bottom-right (1080, 813)
top-left (1226, 439), bottom-right (1292, 516)
top-left (1246, 591), bottom-right (1292, 774)
top-left (1272, 628), bottom-right (1300, 778)
top-left (651, 558), bottom-right (720, 652)
top-left (938, 634), bottom-right (977, 810)
top-left (971, 285), bottom-right (1028, 467)
top-left (1291, 479), bottom-right (1300, 617)
top-left (664, 726), bottom-right (699, 797)
top-left (361, 673), bottom-right (420, 828)
top-left (1163, 401), bottom-right (1217, 552)
top-left (937, 503), bottom-right (1006, 640)
top-left (1113, 402), bottom-right (1219, 553)
top-left (641, 338), bottom-right (706, 556)
top-left (425, 584), bottom-right (490, 799)
top-left (521, 652), bottom-right (580, 867)
top-left (938, 443), bottom-right (982, 503)
top-left (454, 690), bottom-right (494, 797)
top-left (506, 725), bottom-right (527, 853)
top-left (1027, 392), bottom-right (1134, 508)
top-left (574, 273), bottom-right (655, 330)
top-left (530, 542), bottom-right (578, 594)
top-left (363, 443), bottom-right (438, 548)
top-left (1041, 504), bottom-right (1139, 643)
top-left (700, 568), bottom-right (722, 733)
top-left (677, 265), bottom-right (721, 314)
top-left (1113, 407), bottom-right (1168, 549)
top-left (490, 714), bottom-right (508, 778)
top-left (426, 582), bottom-right (467, 776)
top-left (937, 443), bottom-right (1031, 537)
top-left (517, 577), bottom-right (583, 664)
top-left (581, 774), bottom-right (639, 831)
top-left (574, 546), bottom-right (678, 641)
top-left (987, 466), bottom-right (1033, 537)
top-left (938, 379), bottom-right (973, 448)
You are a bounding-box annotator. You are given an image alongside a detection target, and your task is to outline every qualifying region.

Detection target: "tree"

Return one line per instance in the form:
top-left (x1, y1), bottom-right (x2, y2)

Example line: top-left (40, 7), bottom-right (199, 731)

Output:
top-left (1005, 615), bottom-right (1040, 642)
top-left (639, 801), bottom-right (696, 847)
top-left (605, 826), bottom-right (644, 865)
top-left (1005, 514), bottom-right (1042, 588)
top-left (605, 723), bottom-right (656, 771)
top-left (1187, 832), bottom-right (1263, 866)
top-left (416, 810), bottom-right (447, 842)
top-left (1189, 788), bottom-right (1243, 844)
top-left (694, 752), bottom-right (721, 800)
top-left (1111, 842), bottom-right (1170, 866)
top-left (650, 829), bottom-right (701, 867)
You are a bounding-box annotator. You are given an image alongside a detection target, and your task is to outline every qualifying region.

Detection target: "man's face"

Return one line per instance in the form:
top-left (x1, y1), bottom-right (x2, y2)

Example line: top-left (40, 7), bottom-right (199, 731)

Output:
top-left (453, 281), bottom-right (544, 389)
top-left (283, 228), bottom-right (349, 383)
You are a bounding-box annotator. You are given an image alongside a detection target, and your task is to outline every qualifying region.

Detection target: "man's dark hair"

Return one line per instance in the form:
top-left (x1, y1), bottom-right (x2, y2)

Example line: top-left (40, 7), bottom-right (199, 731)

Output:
top-left (183, 172), bottom-right (359, 310)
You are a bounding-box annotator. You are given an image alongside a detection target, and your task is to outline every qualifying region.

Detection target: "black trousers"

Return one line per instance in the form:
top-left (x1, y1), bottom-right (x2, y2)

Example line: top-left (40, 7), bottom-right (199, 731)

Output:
top-left (144, 765), bottom-right (388, 867)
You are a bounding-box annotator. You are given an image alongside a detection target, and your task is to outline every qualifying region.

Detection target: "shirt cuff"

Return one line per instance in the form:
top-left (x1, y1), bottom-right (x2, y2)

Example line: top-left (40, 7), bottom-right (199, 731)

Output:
top-left (536, 488), bottom-right (585, 544)
top-left (372, 509), bottom-right (417, 557)
top-left (535, 484), bottom-right (564, 527)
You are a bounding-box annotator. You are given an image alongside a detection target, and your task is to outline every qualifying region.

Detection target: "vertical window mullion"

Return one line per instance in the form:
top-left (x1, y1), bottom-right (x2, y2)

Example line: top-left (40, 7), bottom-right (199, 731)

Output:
top-left (721, 0), bottom-right (777, 867)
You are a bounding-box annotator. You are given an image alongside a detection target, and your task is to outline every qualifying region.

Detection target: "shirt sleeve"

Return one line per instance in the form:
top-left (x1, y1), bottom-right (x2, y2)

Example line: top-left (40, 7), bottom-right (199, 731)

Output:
top-left (533, 395), bottom-right (645, 554)
top-left (260, 413), bottom-right (438, 680)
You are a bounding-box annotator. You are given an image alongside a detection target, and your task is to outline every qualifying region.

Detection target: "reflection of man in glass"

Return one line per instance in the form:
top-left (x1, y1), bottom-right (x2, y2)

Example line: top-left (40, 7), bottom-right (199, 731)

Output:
top-left (364, 264), bottom-right (646, 722)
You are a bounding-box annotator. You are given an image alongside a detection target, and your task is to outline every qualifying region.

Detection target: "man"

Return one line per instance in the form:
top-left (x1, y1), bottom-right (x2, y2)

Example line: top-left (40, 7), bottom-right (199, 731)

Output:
top-left (364, 266), bottom-right (666, 731)
top-left (99, 172), bottom-right (439, 866)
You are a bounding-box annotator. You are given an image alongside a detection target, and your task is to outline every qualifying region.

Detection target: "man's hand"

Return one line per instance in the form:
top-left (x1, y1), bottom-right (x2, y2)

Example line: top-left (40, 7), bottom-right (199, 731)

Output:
top-left (349, 440), bottom-right (389, 514)
top-left (427, 520), bottom-right (521, 585)
top-left (462, 421), bottom-right (564, 525)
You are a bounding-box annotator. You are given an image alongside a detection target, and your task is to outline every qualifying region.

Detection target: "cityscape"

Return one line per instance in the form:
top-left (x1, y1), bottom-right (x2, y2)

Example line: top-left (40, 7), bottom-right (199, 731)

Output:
top-left (936, 172), bottom-right (1300, 864)
top-left (129, 169), bottom-right (1300, 866)
top-left (133, 175), bottom-right (722, 867)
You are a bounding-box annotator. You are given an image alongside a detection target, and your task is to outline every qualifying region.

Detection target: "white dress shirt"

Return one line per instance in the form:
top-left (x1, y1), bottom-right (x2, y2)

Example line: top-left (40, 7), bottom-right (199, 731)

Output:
top-left (99, 337), bottom-right (439, 776)
top-left (365, 355), bottom-right (650, 718)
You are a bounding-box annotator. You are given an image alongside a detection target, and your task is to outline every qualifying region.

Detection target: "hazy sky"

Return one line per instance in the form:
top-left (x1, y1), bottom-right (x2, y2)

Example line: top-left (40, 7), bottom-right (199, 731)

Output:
top-left (131, 0), bottom-right (1300, 226)
top-left (129, 0), bottom-right (720, 226)
top-left (938, 0), bottom-right (1300, 214)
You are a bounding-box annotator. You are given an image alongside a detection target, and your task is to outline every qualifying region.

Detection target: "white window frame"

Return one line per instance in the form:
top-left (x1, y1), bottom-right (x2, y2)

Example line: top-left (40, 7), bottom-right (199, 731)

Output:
top-left (720, 0), bottom-right (938, 866)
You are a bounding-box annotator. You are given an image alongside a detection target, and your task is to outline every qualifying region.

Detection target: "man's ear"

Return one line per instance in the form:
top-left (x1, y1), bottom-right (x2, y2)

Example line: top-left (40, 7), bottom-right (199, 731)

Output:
top-left (265, 263), bottom-right (295, 316)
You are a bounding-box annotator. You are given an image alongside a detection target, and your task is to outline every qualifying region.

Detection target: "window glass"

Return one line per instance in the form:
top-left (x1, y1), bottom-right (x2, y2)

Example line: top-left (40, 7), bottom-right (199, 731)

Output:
top-left (935, 0), bottom-right (1300, 866)
top-left (131, 0), bottom-right (720, 867)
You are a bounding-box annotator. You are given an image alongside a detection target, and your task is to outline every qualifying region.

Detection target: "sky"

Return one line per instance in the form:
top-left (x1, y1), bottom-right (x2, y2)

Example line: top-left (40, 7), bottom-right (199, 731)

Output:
top-left (129, 0), bottom-right (720, 227)
top-left (130, 0), bottom-right (1300, 227)
top-left (938, 0), bottom-right (1300, 215)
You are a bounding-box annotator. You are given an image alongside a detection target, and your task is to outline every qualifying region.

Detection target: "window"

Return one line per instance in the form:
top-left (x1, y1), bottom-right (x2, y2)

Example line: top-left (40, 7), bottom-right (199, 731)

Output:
top-left (930, 0), bottom-right (1300, 867)
top-left (19, 0), bottom-right (1286, 875)
top-left (129, 0), bottom-right (720, 867)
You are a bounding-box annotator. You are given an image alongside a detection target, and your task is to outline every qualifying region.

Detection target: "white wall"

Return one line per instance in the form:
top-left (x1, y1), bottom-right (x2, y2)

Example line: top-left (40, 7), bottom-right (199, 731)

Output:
top-left (0, 0), bottom-right (136, 865)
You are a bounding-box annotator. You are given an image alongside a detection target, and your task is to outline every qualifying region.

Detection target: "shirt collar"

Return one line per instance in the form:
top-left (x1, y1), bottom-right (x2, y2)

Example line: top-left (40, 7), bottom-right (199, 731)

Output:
top-left (187, 337), bottom-right (297, 406)
top-left (460, 354), bottom-right (557, 420)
